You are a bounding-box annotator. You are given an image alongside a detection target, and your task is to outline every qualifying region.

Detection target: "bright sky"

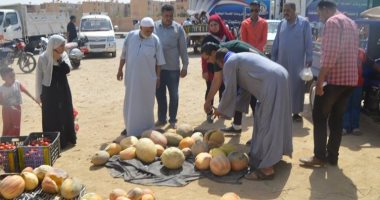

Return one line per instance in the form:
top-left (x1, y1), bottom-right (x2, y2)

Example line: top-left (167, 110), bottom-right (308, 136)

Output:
top-left (0, 0), bottom-right (131, 6)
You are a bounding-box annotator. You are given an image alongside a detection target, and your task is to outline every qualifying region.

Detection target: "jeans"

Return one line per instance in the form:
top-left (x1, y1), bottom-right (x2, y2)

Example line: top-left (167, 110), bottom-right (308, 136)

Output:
top-left (156, 70), bottom-right (180, 123)
top-left (233, 96), bottom-right (257, 125)
top-left (312, 85), bottom-right (354, 162)
top-left (343, 87), bottom-right (363, 132)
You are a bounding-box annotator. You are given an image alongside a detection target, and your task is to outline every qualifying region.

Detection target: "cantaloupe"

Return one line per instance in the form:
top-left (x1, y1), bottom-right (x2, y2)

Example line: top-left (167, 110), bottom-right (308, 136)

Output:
top-left (164, 132), bottom-right (183, 146)
top-left (195, 152), bottom-right (212, 170)
top-left (220, 144), bottom-right (236, 156)
top-left (191, 132), bottom-right (203, 142)
top-left (176, 124), bottom-right (194, 137)
top-left (161, 147), bottom-right (185, 169)
top-left (181, 147), bottom-right (192, 158)
top-left (61, 178), bottom-right (83, 199)
top-left (155, 144), bottom-right (165, 157)
top-left (127, 187), bottom-right (144, 200)
top-left (178, 137), bottom-right (195, 149)
top-left (119, 147), bottom-right (136, 160)
top-left (228, 152), bottom-right (249, 171)
top-left (220, 192), bottom-right (241, 200)
top-left (210, 155), bottom-right (231, 176)
top-left (105, 143), bottom-right (122, 156)
top-left (91, 151), bottom-right (110, 166)
top-left (0, 175), bottom-right (25, 199)
top-left (191, 140), bottom-right (208, 156)
top-left (209, 148), bottom-right (226, 158)
top-left (120, 136), bottom-right (138, 150)
top-left (204, 130), bottom-right (225, 149)
top-left (135, 138), bottom-right (157, 163)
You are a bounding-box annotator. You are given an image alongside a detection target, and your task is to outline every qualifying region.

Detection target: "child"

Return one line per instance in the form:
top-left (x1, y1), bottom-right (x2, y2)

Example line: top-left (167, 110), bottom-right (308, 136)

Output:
top-left (0, 67), bottom-right (39, 136)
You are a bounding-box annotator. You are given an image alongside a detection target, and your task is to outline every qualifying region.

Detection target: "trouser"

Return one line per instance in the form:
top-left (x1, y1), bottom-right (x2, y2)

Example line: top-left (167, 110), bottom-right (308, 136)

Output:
top-left (313, 85), bottom-right (354, 162)
top-left (205, 80), bottom-right (225, 109)
top-left (343, 87), bottom-right (363, 132)
top-left (233, 96), bottom-right (257, 126)
top-left (2, 105), bottom-right (21, 136)
top-left (156, 70), bottom-right (180, 123)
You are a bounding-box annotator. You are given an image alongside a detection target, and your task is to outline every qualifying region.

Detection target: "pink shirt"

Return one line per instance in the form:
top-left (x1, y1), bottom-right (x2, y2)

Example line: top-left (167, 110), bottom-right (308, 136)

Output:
top-left (320, 12), bottom-right (359, 86)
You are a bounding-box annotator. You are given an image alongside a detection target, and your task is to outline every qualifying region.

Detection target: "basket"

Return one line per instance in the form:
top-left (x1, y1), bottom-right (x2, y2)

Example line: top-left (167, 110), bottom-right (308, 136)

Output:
top-left (0, 136), bottom-right (27, 173)
top-left (18, 132), bottom-right (60, 170)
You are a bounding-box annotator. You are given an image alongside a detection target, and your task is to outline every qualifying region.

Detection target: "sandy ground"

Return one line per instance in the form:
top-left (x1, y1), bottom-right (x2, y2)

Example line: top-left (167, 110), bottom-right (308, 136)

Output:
top-left (4, 49), bottom-right (380, 200)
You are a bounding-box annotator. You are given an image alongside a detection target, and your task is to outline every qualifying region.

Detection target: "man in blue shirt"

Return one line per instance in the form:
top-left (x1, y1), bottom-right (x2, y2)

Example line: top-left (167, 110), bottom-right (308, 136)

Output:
top-left (154, 4), bottom-right (189, 128)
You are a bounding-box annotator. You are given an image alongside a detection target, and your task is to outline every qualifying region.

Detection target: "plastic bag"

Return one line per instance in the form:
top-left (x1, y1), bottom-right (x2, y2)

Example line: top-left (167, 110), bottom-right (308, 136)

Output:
top-left (299, 67), bottom-right (313, 81)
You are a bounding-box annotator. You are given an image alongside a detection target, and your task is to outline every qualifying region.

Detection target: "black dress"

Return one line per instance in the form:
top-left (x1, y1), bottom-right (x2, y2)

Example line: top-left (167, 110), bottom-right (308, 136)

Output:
top-left (41, 61), bottom-right (76, 149)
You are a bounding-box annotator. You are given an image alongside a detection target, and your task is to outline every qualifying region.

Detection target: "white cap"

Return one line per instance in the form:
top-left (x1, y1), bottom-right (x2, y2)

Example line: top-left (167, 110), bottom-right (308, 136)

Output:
top-left (140, 17), bottom-right (155, 27)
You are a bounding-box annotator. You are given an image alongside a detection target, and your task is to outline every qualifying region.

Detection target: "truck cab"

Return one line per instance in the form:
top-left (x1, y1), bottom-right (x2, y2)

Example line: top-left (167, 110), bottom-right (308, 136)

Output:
top-left (0, 9), bottom-right (22, 42)
top-left (79, 13), bottom-right (116, 57)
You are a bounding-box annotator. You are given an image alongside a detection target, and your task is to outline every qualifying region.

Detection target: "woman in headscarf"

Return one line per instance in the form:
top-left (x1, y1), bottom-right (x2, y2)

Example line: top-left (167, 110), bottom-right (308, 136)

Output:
top-left (36, 35), bottom-right (76, 149)
top-left (201, 14), bottom-right (234, 122)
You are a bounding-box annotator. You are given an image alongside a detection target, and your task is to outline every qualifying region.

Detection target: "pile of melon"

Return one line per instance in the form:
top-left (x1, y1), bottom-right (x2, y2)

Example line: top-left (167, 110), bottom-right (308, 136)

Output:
top-left (91, 124), bottom-right (249, 176)
top-left (0, 165), bottom-right (83, 200)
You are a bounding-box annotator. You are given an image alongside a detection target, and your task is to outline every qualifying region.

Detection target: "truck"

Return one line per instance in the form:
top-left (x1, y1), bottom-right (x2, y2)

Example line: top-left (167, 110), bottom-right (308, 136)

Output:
top-left (0, 4), bottom-right (69, 52)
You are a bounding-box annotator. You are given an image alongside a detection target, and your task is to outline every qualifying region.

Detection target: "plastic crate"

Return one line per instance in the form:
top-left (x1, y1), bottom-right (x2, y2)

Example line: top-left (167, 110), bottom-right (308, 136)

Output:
top-left (0, 136), bottom-right (27, 173)
top-left (18, 132), bottom-right (60, 170)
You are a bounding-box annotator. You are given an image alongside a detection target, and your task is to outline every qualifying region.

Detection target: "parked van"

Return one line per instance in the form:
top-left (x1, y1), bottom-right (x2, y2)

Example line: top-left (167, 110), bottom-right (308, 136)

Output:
top-left (79, 13), bottom-right (116, 57)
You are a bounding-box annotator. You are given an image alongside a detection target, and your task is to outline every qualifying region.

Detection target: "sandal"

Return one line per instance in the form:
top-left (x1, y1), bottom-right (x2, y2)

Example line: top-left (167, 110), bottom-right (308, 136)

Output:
top-left (244, 170), bottom-right (274, 181)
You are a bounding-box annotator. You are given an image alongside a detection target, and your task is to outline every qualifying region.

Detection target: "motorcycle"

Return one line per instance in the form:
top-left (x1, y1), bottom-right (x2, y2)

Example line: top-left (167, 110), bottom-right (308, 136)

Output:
top-left (0, 39), bottom-right (37, 73)
top-left (39, 36), bottom-right (88, 69)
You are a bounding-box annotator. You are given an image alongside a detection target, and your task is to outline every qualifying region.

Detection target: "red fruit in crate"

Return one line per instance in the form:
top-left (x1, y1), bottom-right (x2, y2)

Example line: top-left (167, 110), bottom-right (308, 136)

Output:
top-left (42, 142), bottom-right (50, 146)
top-left (0, 142), bottom-right (5, 145)
top-left (43, 138), bottom-right (51, 143)
top-left (0, 146), bottom-right (4, 150)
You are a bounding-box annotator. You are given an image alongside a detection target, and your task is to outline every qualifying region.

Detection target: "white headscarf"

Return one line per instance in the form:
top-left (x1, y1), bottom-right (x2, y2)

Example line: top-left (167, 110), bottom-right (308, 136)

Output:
top-left (42, 35), bottom-right (67, 69)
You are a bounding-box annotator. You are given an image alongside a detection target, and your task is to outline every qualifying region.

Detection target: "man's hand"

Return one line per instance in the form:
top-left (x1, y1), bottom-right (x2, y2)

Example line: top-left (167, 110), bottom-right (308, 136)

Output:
top-left (202, 72), bottom-right (208, 80)
top-left (203, 100), bottom-right (212, 114)
top-left (180, 69), bottom-right (187, 78)
top-left (213, 108), bottom-right (227, 119)
top-left (156, 78), bottom-right (160, 89)
top-left (316, 82), bottom-right (324, 96)
top-left (117, 70), bottom-right (123, 81)
top-left (306, 61), bottom-right (312, 68)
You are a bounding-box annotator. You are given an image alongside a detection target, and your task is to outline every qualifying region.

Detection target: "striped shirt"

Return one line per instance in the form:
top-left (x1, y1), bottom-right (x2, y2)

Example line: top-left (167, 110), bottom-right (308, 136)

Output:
top-left (320, 12), bottom-right (359, 86)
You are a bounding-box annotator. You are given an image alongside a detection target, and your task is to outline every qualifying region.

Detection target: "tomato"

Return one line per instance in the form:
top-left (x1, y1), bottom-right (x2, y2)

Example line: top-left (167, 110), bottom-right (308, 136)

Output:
top-left (0, 146), bottom-right (4, 150)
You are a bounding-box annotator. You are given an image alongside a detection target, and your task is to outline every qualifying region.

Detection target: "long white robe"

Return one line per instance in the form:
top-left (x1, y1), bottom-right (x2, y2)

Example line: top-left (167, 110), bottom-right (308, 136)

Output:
top-left (218, 52), bottom-right (293, 169)
top-left (121, 30), bottom-right (165, 137)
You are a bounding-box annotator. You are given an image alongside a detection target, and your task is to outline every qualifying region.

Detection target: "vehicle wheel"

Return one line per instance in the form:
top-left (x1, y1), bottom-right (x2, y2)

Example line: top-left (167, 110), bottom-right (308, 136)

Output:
top-left (18, 52), bottom-right (36, 73)
top-left (309, 80), bottom-right (317, 110)
top-left (111, 51), bottom-right (116, 57)
top-left (71, 60), bottom-right (80, 69)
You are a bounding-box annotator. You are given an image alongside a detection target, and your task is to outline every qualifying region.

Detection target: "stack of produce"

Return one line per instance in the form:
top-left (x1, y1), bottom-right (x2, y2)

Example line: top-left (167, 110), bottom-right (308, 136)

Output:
top-left (0, 165), bottom-right (84, 199)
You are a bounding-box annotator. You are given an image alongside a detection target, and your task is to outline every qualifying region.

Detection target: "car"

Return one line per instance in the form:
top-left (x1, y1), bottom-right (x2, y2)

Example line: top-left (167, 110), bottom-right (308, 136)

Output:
top-left (264, 19), bottom-right (281, 58)
top-left (79, 13), bottom-right (117, 57)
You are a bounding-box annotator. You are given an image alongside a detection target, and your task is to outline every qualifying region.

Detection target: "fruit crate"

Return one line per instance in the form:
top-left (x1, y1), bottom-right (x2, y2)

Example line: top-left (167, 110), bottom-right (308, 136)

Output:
top-left (18, 132), bottom-right (60, 170)
top-left (0, 136), bottom-right (27, 173)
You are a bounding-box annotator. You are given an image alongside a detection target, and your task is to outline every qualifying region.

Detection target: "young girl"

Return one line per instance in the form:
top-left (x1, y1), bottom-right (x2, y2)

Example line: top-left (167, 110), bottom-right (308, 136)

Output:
top-left (0, 67), bottom-right (39, 136)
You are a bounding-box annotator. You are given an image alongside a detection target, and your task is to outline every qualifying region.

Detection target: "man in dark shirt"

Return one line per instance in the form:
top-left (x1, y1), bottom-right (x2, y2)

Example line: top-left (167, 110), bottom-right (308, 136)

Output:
top-left (67, 16), bottom-right (77, 42)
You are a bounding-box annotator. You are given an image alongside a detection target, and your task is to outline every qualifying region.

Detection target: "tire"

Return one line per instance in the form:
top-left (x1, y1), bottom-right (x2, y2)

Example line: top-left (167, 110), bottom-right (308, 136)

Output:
top-left (18, 52), bottom-right (36, 73)
top-left (309, 80), bottom-right (317, 110)
top-left (111, 51), bottom-right (116, 57)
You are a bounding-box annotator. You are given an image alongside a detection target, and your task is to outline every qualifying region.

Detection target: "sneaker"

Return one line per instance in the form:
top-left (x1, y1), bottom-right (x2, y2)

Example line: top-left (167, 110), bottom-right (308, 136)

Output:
top-left (352, 128), bottom-right (362, 136)
top-left (292, 114), bottom-right (303, 122)
top-left (206, 114), bottom-right (214, 123)
top-left (154, 121), bottom-right (167, 127)
top-left (120, 129), bottom-right (127, 136)
top-left (169, 123), bottom-right (176, 129)
top-left (221, 126), bottom-right (242, 134)
top-left (342, 129), bottom-right (348, 136)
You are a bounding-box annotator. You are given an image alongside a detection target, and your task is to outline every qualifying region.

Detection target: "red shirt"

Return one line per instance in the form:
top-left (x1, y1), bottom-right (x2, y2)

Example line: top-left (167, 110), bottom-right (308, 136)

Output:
top-left (240, 17), bottom-right (268, 52)
top-left (320, 12), bottom-right (359, 86)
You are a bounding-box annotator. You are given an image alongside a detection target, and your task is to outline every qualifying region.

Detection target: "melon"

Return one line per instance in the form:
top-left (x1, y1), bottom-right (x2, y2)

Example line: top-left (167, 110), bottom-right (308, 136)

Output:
top-left (141, 194), bottom-right (155, 200)
top-left (135, 138), bottom-right (157, 163)
top-left (181, 147), bottom-right (192, 158)
top-left (127, 187), bottom-right (144, 200)
top-left (228, 152), bottom-right (249, 171)
top-left (209, 148), bottom-right (226, 157)
top-left (120, 136), bottom-right (138, 150)
top-left (109, 188), bottom-right (127, 200)
top-left (178, 137), bottom-right (195, 149)
top-left (119, 147), bottom-right (136, 160)
top-left (33, 165), bottom-right (54, 181)
top-left (204, 130), bottom-right (225, 149)
top-left (191, 140), bottom-right (208, 156)
top-left (220, 144), bottom-right (236, 156)
top-left (0, 175), bottom-right (25, 199)
top-left (105, 143), bottom-right (122, 156)
top-left (210, 155), bottom-right (231, 176)
top-left (195, 152), bottom-right (212, 170)
top-left (191, 132), bottom-right (203, 142)
top-left (161, 147), bottom-right (185, 169)
top-left (163, 132), bottom-right (183, 146)
top-left (155, 144), bottom-right (165, 157)
top-left (144, 130), bottom-right (167, 147)
top-left (220, 192), bottom-right (241, 200)
top-left (91, 151), bottom-right (110, 166)
top-left (61, 178), bottom-right (83, 199)
top-left (41, 176), bottom-right (59, 194)
top-left (176, 123), bottom-right (194, 137)
top-left (21, 172), bottom-right (39, 191)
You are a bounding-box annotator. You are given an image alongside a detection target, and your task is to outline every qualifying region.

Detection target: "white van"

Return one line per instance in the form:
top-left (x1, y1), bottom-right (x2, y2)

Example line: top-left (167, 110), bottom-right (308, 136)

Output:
top-left (79, 13), bottom-right (116, 57)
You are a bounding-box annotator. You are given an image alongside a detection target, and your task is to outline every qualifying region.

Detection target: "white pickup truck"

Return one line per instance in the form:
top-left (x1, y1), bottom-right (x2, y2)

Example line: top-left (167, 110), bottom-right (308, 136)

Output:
top-left (0, 4), bottom-right (68, 52)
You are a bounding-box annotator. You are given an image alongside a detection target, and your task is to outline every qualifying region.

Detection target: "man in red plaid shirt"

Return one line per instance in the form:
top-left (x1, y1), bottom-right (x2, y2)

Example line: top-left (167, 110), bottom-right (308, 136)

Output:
top-left (300, 0), bottom-right (359, 167)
